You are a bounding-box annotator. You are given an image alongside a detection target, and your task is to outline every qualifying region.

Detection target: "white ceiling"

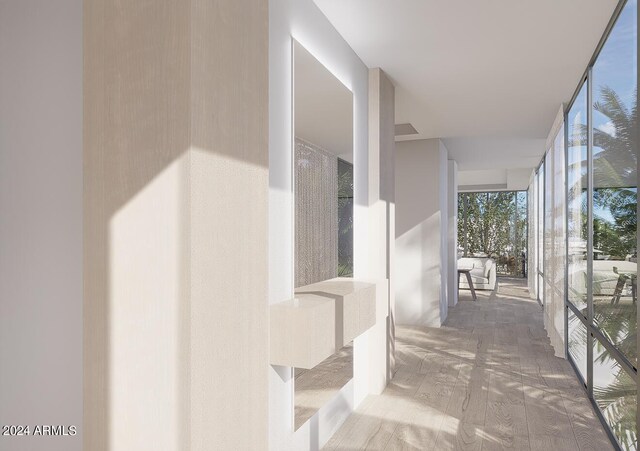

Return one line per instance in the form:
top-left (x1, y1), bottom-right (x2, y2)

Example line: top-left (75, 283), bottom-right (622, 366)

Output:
top-left (313, 0), bottom-right (618, 171)
top-left (443, 137), bottom-right (545, 171)
top-left (294, 40), bottom-right (353, 161)
top-left (458, 168), bottom-right (534, 192)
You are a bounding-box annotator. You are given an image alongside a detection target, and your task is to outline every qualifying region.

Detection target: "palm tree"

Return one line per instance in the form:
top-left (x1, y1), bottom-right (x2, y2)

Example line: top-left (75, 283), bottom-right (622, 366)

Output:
top-left (568, 84), bottom-right (638, 450)
top-left (592, 85), bottom-right (637, 449)
top-left (593, 371), bottom-right (637, 451)
top-left (592, 86), bottom-right (638, 189)
top-left (337, 159), bottom-right (353, 276)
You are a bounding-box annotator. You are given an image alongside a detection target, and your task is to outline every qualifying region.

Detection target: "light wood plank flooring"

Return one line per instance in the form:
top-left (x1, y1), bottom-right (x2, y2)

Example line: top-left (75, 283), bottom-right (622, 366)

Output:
top-left (324, 278), bottom-right (614, 451)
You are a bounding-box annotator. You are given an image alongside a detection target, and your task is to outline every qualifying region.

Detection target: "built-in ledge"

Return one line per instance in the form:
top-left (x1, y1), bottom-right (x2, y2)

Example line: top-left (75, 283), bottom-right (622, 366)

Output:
top-left (270, 278), bottom-right (376, 369)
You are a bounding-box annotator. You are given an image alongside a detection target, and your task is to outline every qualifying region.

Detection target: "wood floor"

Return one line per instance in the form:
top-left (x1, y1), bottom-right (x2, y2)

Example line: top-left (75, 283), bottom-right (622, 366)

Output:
top-left (323, 278), bottom-right (614, 451)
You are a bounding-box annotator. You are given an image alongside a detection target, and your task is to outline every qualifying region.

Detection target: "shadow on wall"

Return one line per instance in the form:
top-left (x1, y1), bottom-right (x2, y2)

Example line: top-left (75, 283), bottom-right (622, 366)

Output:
top-left (395, 213), bottom-right (443, 327)
top-left (84, 1), bottom-right (268, 449)
top-left (90, 149), bottom-right (268, 449)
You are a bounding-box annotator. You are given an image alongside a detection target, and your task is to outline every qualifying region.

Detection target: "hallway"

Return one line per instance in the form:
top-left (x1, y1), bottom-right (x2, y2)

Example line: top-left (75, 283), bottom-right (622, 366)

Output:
top-left (324, 278), bottom-right (614, 450)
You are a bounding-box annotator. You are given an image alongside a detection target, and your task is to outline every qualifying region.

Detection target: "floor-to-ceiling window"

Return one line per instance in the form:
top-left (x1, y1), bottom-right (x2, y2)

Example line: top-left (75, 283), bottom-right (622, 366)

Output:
top-left (531, 171), bottom-right (539, 296)
top-left (537, 163), bottom-right (545, 304)
top-left (541, 114), bottom-right (567, 356)
top-left (591, 0), bottom-right (638, 446)
top-left (567, 81), bottom-right (590, 381)
top-left (564, 1), bottom-right (638, 449)
top-left (457, 191), bottom-right (527, 277)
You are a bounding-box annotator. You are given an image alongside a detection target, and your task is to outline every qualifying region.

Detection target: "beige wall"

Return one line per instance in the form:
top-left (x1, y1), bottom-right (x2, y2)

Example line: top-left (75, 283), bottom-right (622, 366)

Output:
top-left (190, 3), bottom-right (268, 448)
top-left (84, 1), bottom-right (268, 450)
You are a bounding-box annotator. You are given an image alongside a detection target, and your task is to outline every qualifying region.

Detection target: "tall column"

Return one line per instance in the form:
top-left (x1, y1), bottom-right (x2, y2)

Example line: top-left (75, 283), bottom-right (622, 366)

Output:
top-left (395, 139), bottom-right (449, 327)
top-left (84, 1), bottom-right (269, 450)
top-left (368, 68), bottom-right (395, 388)
top-left (448, 160), bottom-right (459, 306)
top-left (635, 0), bottom-right (640, 438)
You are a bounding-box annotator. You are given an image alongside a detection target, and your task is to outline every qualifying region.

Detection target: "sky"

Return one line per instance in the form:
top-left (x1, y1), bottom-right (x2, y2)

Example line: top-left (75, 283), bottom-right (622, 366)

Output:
top-left (592, 0), bottom-right (637, 140)
top-left (570, 0), bottom-right (637, 228)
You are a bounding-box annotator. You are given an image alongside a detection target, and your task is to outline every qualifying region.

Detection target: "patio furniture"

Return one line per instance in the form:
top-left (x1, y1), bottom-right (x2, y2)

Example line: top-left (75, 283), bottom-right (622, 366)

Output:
top-left (458, 268), bottom-right (477, 301)
top-left (611, 267), bottom-right (637, 305)
top-left (457, 257), bottom-right (497, 290)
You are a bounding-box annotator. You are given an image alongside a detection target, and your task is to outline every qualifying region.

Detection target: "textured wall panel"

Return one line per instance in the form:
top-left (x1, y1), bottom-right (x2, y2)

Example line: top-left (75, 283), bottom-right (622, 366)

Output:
top-left (190, 1), bottom-right (269, 449)
top-left (84, 1), bottom-right (269, 449)
top-left (295, 138), bottom-right (338, 288)
top-left (84, 2), bottom-right (191, 449)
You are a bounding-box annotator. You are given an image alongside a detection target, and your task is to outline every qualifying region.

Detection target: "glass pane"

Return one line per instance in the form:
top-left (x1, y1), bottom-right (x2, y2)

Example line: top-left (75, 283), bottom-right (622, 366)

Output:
top-left (568, 309), bottom-right (588, 381)
top-left (590, 0), bottom-right (638, 366)
top-left (593, 337), bottom-right (637, 451)
top-left (338, 159), bottom-right (353, 277)
top-left (544, 152), bottom-right (553, 305)
top-left (567, 83), bottom-right (589, 311)
top-left (537, 163), bottom-right (544, 282)
top-left (533, 175), bottom-right (539, 297)
top-left (544, 126), bottom-right (566, 351)
top-left (517, 191), bottom-right (527, 277)
top-left (456, 191), bottom-right (528, 277)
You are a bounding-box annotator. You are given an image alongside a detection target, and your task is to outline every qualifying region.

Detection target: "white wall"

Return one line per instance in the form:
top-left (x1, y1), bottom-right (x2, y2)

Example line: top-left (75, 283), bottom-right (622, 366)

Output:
top-left (447, 160), bottom-right (459, 307)
top-left (458, 167), bottom-right (533, 192)
top-left (439, 141), bottom-right (449, 322)
top-left (0, 2), bottom-right (82, 450)
top-left (458, 168), bottom-right (507, 188)
top-left (269, 1), bottom-right (387, 449)
top-left (507, 168), bottom-right (535, 191)
top-left (395, 139), bottom-right (449, 327)
top-left (368, 68), bottom-right (395, 389)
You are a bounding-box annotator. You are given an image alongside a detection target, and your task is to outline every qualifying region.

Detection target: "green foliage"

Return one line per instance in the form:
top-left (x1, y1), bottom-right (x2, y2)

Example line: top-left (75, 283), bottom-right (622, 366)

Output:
top-left (568, 83), bottom-right (638, 450)
top-left (591, 85), bottom-right (638, 451)
top-left (457, 191), bottom-right (527, 275)
top-left (337, 262), bottom-right (353, 277)
top-left (593, 187), bottom-right (637, 259)
top-left (338, 159), bottom-right (354, 276)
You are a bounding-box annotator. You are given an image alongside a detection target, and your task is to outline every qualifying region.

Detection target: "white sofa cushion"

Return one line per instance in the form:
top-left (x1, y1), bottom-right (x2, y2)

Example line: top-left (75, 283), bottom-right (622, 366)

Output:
top-left (483, 259), bottom-right (493, 278)
top-left (570, 260), bottom-right (637, 296)
top-left (468, 274), bottom-right (489, 284)
top-left (457, 257), bottom-right (497, 290)
top-left (592, 260), bottom-right (637, 296)
top-left (459, 257), bottom-right (494, 272)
